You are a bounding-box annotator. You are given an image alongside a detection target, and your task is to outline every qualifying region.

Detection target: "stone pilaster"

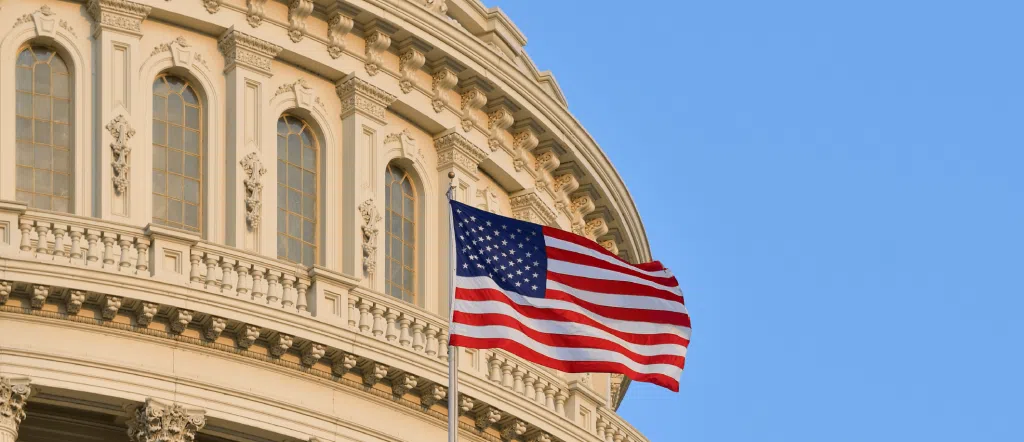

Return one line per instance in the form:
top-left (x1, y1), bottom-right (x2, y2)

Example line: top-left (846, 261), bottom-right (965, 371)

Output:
top-left (87, 0), bottom-right (151, 223)
top-left (335, 75), bottom-right (396, 281)
top-left (218, 28), bottom-right (282, 256)
top-left (0, 377), bottom-right (31, 442)
top-left (125, 399), bottom-right (206, 442)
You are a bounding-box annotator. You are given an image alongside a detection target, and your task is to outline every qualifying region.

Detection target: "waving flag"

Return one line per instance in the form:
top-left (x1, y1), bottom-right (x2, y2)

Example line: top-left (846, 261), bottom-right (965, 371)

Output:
top-left (448, 200), bottom-right (690, 392)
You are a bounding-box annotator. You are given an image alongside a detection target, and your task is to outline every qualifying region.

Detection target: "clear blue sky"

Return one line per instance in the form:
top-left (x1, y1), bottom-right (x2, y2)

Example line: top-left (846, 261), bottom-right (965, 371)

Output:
top-left (487, 1), bottom-right (1024, 441)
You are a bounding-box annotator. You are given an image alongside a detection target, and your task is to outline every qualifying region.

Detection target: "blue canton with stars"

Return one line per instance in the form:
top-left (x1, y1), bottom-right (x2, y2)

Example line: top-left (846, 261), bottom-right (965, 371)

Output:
top-left (451, 200), bottom-right (548, 298)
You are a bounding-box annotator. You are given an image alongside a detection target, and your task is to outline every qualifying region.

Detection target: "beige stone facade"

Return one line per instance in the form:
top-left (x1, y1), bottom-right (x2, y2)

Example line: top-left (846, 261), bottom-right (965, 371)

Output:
top-left (0, 1), bottom-right (652, 441)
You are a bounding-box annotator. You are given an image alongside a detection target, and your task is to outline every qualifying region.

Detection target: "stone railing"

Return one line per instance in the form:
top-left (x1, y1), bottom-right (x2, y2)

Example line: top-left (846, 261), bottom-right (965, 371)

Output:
top-left (0, 204), bottom-right (643, 442)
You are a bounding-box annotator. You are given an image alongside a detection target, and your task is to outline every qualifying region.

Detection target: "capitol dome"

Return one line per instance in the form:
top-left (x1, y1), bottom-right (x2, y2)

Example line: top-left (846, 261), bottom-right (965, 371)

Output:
top-left (0, 1), bottom-right (655, 441)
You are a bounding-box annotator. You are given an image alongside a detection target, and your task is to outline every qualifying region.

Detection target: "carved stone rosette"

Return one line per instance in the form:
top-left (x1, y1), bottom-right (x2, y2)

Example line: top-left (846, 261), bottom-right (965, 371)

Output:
top-left (126, 399), bottom-right (206, 442)
top-left (358, 199), bottom-right (382, 278)
top-left (106, 115), bottom-right (135, 194)
top-left (240, 153), bottom-right (267, 229)
top-left (0, 377), bottom-right (31, 441)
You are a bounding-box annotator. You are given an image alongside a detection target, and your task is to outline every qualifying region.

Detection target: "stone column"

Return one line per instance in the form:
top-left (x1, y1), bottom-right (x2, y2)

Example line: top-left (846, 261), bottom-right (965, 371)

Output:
top-left (433, 130), bottom-right (488, 314)
top-left (86, 0), bottom-right (152, 223)
top-left (218, 27), bottom-right (282, 256)
top-left (0, 376), bottom-right (31, 442)
top-left (335, 76), bottom-right (395, 284)
top-left (126, 398), bottom-right (206, 442)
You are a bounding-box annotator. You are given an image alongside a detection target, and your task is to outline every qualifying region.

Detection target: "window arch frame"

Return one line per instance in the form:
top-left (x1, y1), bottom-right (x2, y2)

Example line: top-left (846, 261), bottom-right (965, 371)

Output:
top-left (150, 72), bottom-right (205, 233)
top-left (12, 42), bottom-right (75, 213)
top-left (275, 113), bottom-right (321, 267)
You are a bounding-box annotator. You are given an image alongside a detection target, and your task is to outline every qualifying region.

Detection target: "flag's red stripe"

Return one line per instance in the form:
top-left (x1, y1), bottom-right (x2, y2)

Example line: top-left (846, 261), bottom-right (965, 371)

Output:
top-left (453, 312), bottom-right (687, 367)
top-left (546, 246), bottom-right (680, 287)
top-left (456, 287), bottom-right (690, 347)
top-left (544, 289), bottom-right (691, 328)
top-left (449, 335), bottom-right (682, 392)
top-left (547, 271), bottom-right (686, 305)
top-left (542, 227), bottom-right (667, 273)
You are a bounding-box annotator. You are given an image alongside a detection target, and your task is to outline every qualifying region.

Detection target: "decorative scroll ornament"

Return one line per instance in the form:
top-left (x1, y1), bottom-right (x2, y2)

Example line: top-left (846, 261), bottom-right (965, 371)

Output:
top-left (431, 67), bottom-right (458, 113)
top-left (358, 199), bottom-right (382, 278)
top-left (460, 88), bottom-right (487, 132)
top-left (398, 47), bottom-right (426, 94)
top-left (326, 12), bottom-right (354, 59)
top-left (106, 115), bottom-right (135, 194)
top-left (287, 0), bottom-right (314, 42)
top-left (126, 399), bottom-right (206, 442)
top-left (364, 30), bottom-right (392, 76)
top-left (487, 106), bottom-right (514, 152)
top-left (246, 0), bottom-right (267, 27)
top-left (0, 376), bottom-right (31, 434)
top-left (240, 153), bottom-right (266, 228)
top-left (203, 0), bottom-right (222, 14)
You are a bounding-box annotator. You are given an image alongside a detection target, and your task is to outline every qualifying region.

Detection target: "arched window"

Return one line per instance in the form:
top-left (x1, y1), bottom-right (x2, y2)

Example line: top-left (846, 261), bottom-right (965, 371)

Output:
top-left (152, 74), bottom-right (203, 232)
top-left (277, 115), bottom-right (317, 266)
top-left (385, 163), bottom-right (416, 302)
top-left (15, 46), bottom-right (72, 212)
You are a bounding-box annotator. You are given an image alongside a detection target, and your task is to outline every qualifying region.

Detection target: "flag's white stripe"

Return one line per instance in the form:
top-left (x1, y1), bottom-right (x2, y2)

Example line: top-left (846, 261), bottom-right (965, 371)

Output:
top-left (547, 259), bottom-right (684, 297)
top-left (451, 323), bottom-right (685, 378)
top-left (544, 235), bottom-right (675, 279)
top-left (547, 279), bottom-right (689, 316)
top-left (458, 276), bottom-right (691, 338)
top-left (454, 299), bottom-right (688, 357)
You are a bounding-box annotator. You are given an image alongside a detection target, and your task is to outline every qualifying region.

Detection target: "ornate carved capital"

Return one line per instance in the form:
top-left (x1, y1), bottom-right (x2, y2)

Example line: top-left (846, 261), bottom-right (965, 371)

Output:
top-left (335, 76), bottom-right (396, 125)
top-left (331, 352), bottom-right (358, 376)
top-left (218, 27), bottom-right (282, 76)
top-left (0, 281), bottom-right (11, 305)
top-left (391, 373), bottom-right (418, 397)
top-left (510, 191), bottom-right (557, 227)
top-left (170, 309), bottom-right (193, 334)
top-left (106, 115), bottom-right (135, 194)
top-left (457, 395), bottom-right (475, 415)
top-left (358, 199), bottom-right (382, 278)
top-left (500, 419), bottom-right (528, 441)
top-left (30, 284), bottom-right (48, 309)
top-left (474, 406), bottom-right (502, 430)
top-left (126, 399), bottom-right (206, 442)
top-left (66, 290), bottom-right (86, 315)
top-left (237, 324), bottom-right (261, 348)
top-left (0, 377), bottom-right (31, 440)
top-left (137, 302), bottom-right (158, 326)
top-left (420, 384), bottom-right (447, 408)
top-left (87, 0), bottom-right (151, 36)
top-left (270, 333), bottom-right (293, 357)
top-left (203, 317), bottom-right (227, 341)
top-left (240, 152), bottom-right (267, 229)
top-left (362, 362), bottom-right (390, 386)
top-left (246, 0), bottom-right (268, 27)
top-left (287, 0), bottom-right (314, 42)
top-left (101, 295), bottom-right (123, 320)
top-left (435, 130), bottom-right (488, 178)
top-left (301, 343), bottom-right (326, 366)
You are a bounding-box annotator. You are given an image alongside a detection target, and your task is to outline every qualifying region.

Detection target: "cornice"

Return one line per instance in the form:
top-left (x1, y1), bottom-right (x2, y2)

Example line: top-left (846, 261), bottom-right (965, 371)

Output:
top-left (86, 0), bottom-right (152, 37)
top-left (434, 130), bottom-right (488, 178)
top-left (335, 75), bottom-right (397, 125)
top-left (217, 27), bottom-right (283, 76)
top-left (510, 191), bottom-right (558, 227)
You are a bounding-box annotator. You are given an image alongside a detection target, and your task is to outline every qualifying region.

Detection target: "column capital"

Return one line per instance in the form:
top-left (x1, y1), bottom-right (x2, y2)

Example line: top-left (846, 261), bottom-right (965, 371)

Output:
top-left (217, 27), bottom-right (283, 76)
top-left (434, 129), bottom-right (488, 178)
top-left (126, 398), bottom-right (206, 442)
top-left (335, 75), bottom-right (396, 125)
top-left (0, 376), bottom-right (31, 441)
top-left (86, 0), bottom-right (151, 37)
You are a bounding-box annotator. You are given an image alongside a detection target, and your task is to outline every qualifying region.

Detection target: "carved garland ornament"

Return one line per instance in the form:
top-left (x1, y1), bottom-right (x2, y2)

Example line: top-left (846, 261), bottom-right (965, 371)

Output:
top-left (240, 153), bottom-right (267, 228)
top-left (358, 199), bottom-right (382, 278)
top-left (106, 115), bottom-right (135, 194)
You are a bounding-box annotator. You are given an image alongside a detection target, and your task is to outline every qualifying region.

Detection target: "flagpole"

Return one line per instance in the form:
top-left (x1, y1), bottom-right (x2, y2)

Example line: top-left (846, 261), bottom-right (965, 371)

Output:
top-left (446, 171), bottom-right (459, 442)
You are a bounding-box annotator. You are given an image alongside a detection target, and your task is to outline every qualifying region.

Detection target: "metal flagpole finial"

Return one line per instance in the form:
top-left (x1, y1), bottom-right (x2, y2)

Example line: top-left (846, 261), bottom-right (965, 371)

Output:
top-left (446, 171), bottom-right (456, 200)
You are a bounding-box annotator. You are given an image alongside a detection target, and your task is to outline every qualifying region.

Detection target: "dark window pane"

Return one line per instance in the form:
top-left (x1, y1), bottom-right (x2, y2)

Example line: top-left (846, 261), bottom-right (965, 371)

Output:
top-left (154, 146), bottom-right (167, 171)
top-left (277, 234), bottom-right (287, 258)
top-left (302, 219), bottom-right (314, 243)
top-left (53, 124), bottom-right (69, 147)
top-left (52, 197), bottom-right (69, 213)
top-left (16, 68), bottom-right (32, 91)
top-left (53, 148), bottom-right (69, 173)
top-left (16, 167), bottom-right (33, 190)
top-left (35, 170), bottom-right (52, 194)
top-left (185, 203), bottom-right (199, 229)
top-left (153, 95), bottom-right (166, 120)
top-left (167, 199), bottom-right (183, 223)
top-left (167, 93), bottom-right (182, 125)
top-left (34, 63), bottom-right (51, 94)
top-left (167, 149), bottom-right (183, 174)
top-left (288, 238), bottom-right (300, 262)
top-left (34, 145), bottom-right (52, 169)
top-left (53, 99), bottom-right (69, 123)
top-left (153, 171), bottom-right (166, 194)
top-left (302, 245), bottom-right (314, 267)
top-left (184, 130), bottom-right (199, 154)
top-left (302, 194), bottom-right (314, 218)
top-left (277, 185), bottom-right (286, 209)
top-left (184, 178), bottom-right (199, 204)
top-left (34, 194), bottom-right (51, 210)
top-left (167, 175), bottom-right (183, 199)
top-left (184, 154), bottom-right (199, 178)
top-left (52, 74), bottom-right (69, 98)
top-left (153, 194), bottom-right (167, 219)
top-left (153, 77), bottom-right (169, 96)
top-left (166, 76), bottom-right (185, 93)
top-left (288, 134), bottom-right (301, 164)
top-left (34, 121), bottom-right (51, 144)
top-left (182, 85), bottom-right (198, 105)
top-left (168, 125), bottom-right (182, 150)
top-left (16, 117), bottom-right (32, 140)
top-left (288, 164), bottom-right (301, 190)
top-left (153, 121), bottom-right (166, 145)
top-left (17, 50), bottom-right (34, 66)
top-left (50, 54), bottom-right (67, 74)
top-left (33, 95), bottom-right (51, 120)
top-left (53, 173), bottom-right (69, 197)
top-left (303, 170), bottom-right (315, 194)
top-left (17, 144), bottom-right (33, 166)
top-left (302, 146), bottom-right (315, 170)
top-left (16, 92), bottom-right (32, 116)
top-left (185, 105), bottom-right (199, 129)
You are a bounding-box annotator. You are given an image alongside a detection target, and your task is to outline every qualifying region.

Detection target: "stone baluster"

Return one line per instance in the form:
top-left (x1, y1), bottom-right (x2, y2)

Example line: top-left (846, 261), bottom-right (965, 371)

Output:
top-left (398, 314), bottom-right (412, 347)
top-left (347, 297), bottom-right (358, 328)
top-left (534, 380), bottom-right (547, 406)
top-left (68, 228), bottom-right (84, 260)
top-left (135, 239), bottom-right (150, 273)
top-left (101, 233), bottom-right (117, 265)
top-left (235, 265), bottom-right (251, 297)
top-left (438, 331), bottom-right (449, 360)
top-left (296, 280), bottom-right (309, 313)
top-left (544, 384), bottom-right (557, 410)
top-left (118, 236), bottom-right (134, 269)
top-left (384, 309), bottom-right (399, 342)
top-left (204, 255), bottom-right (219, 287)
top-left (501, 359), bottom-right (515, 389)
top-left (250, 268), bottom-right (266, 301)
top-left (18, 221), bottom-right (33, 251)
top-left (220, 259), bottom-right (236, 292)
top-left (555, 389), bottom-right (567, 416)
top-left (523, 372), bottom-right (537, 400)
top-left (488, 353), bottom-right (503, 383)
top-left (612, 428), bottom-right (625, 442)
top-left (280, 275), bottom-right (297, 309)
top-left (85, 232), bottom-right (100, 262)
top-left (370, 304), bottom-right (386, 338)
top-left (424, 325), bottom-right (439, 357)
top-left (411, 320), bottom-right (425, 353)
top-left (512, 366), bottom-right (525, 394)
top-left (35, 222), bottom-right (51, 254)
top-left (357, 300), bottom-right (372, 333)
top-left (596, 416), bottom-right (608, 440)
top-left (51, 225), bottom-right (67, 257)
top-left (266, 272), bottom-right (282, 306)
top-left (189, 251), bottom-right (203, 282)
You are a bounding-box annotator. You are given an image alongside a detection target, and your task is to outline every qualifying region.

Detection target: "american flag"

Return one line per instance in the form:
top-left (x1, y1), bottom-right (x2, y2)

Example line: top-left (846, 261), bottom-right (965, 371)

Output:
top-left (448, 200), bottom-right (690, 392)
